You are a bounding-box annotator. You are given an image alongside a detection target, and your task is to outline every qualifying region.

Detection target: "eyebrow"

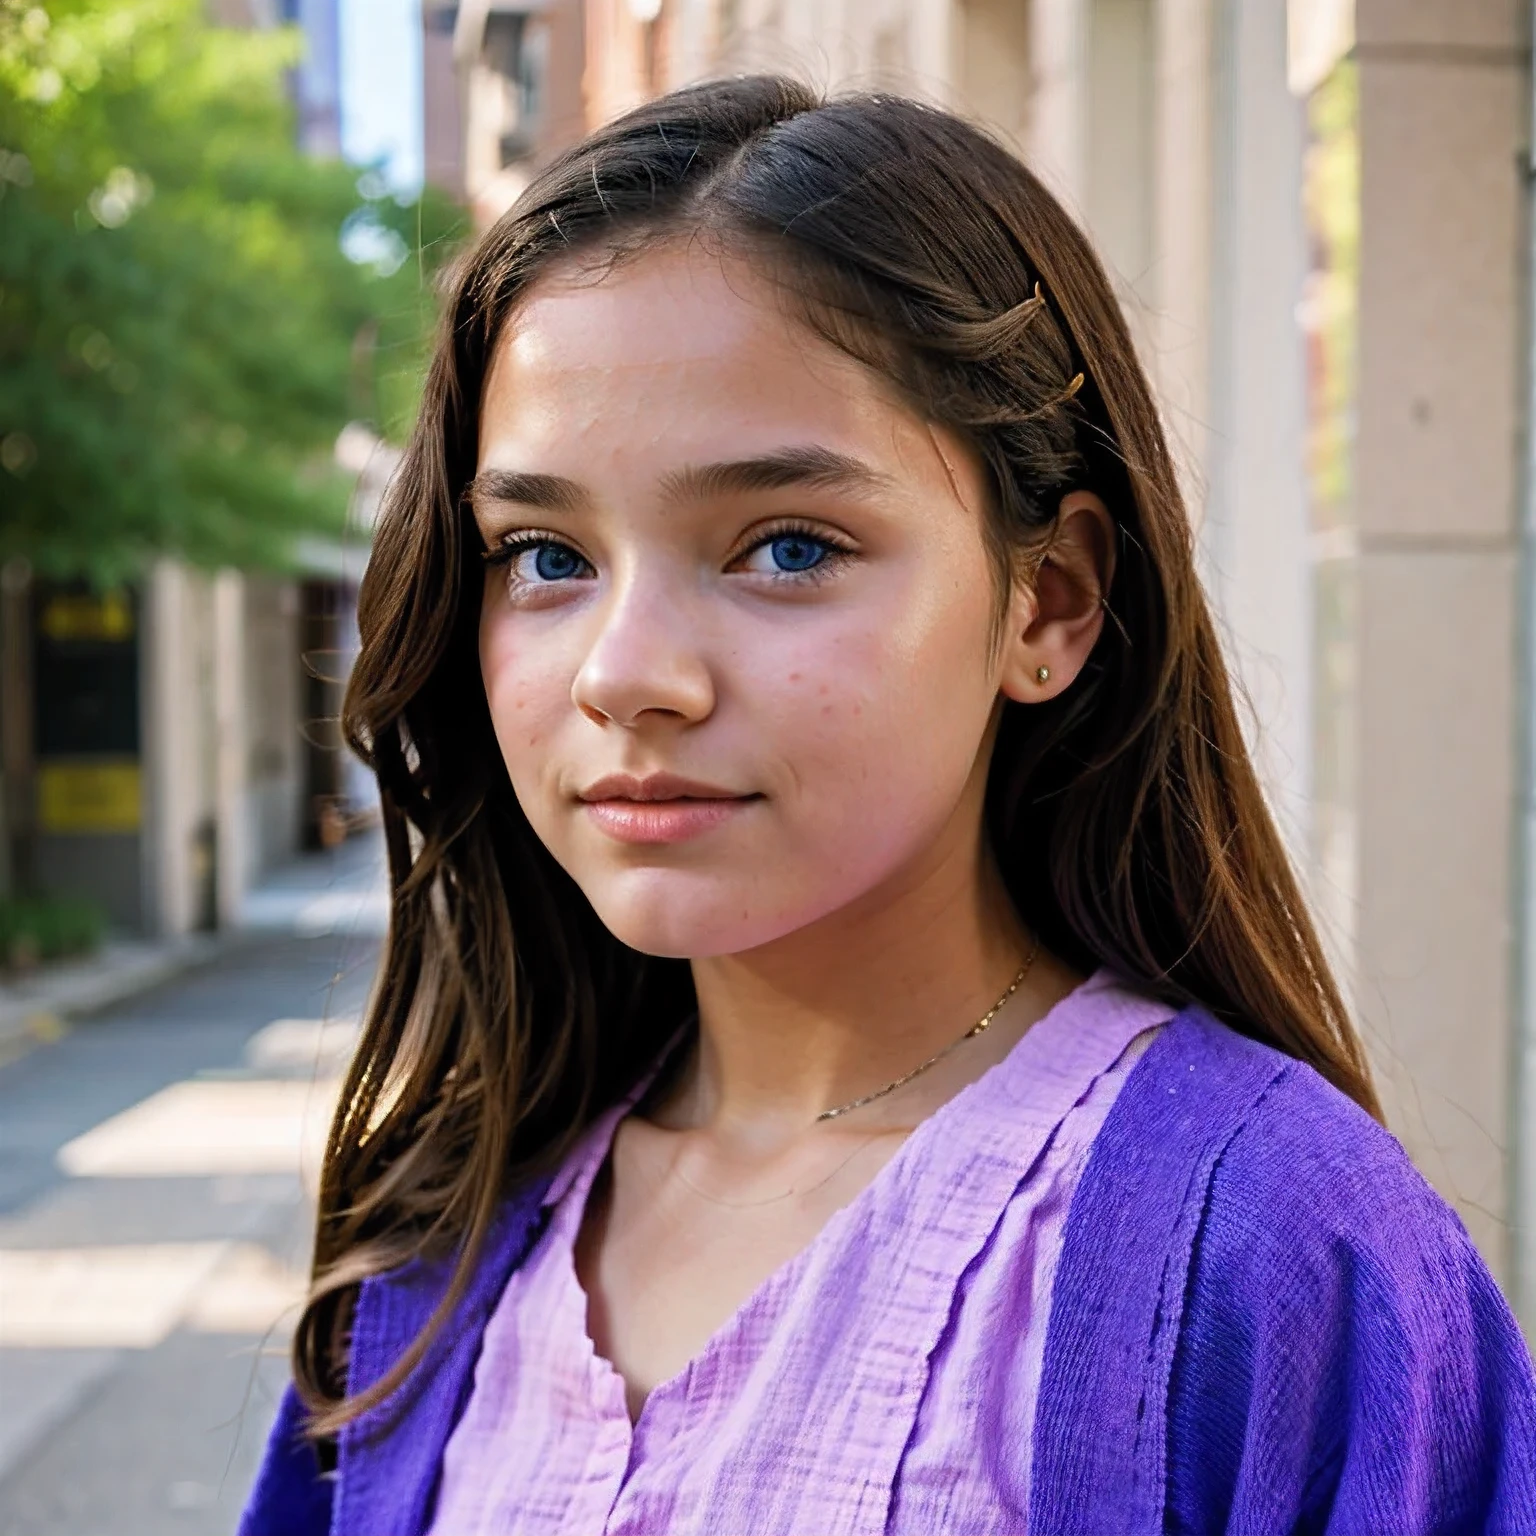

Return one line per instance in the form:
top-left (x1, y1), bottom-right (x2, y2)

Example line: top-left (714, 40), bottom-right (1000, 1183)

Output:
top-left (464, 468), bottom-right (585, 515)
top-left (464, 445), bottom-right (891, 516)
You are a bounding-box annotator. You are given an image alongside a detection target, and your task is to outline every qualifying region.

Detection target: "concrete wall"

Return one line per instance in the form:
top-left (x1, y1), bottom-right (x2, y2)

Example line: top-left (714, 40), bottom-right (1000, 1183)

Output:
top-left (143, 562), bottom-right (217, 937)
top-left (1349, 0), bottom-right (1530, 1276)
top-left (1086, 0), bottom-right (1154, 297)
top-left (1022, 0), bottom-right (1087, 200)
top-left (1202, 0), bottom-right (1314, 855)
top-left (242, 576), bottom-right (303, 885)
top-left (949, 0), bottom-right (1032, 149)
top-left (1147, 0), bottom-right (1213, 524)
top-left (34, 835), bottom-right (142, 932)
top-left (141, 564), bottom-right (305, 938)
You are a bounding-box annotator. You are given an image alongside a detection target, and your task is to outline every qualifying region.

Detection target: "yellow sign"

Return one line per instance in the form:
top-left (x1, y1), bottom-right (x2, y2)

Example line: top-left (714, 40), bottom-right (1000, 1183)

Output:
top-left (39, 589), bottom-right (134, 643)
top-left (37, 760), bottom-right (142, 834)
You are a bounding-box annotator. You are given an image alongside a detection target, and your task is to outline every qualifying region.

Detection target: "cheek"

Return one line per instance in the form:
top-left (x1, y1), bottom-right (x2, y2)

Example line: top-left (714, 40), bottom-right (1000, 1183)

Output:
top-left (763, 614), bottom-right (996, 856)
top-left (479, 601), bottom-right (566, 775)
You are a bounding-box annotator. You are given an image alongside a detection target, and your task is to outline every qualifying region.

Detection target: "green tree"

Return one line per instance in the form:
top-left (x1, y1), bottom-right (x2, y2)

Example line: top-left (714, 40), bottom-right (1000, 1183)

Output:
top-left (0, 0), bottom-right (463, 580)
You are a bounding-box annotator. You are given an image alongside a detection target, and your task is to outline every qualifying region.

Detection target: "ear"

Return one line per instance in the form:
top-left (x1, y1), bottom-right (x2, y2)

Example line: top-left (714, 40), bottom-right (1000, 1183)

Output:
top-left (997, 490), bottom-right (1115, 704)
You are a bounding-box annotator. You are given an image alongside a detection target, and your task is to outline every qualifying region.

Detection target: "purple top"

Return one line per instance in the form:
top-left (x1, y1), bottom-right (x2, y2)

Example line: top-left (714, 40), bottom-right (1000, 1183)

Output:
top-left (240, 1004), bottom-right (1536, 1536)
top-left (427, 969), bottom-right (1172, 1534)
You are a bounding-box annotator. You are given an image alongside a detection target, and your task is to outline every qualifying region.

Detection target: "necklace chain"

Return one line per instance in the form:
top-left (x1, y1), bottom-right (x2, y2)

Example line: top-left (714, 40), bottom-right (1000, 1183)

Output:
top-left (815, 935), bottom-right (1042, 1123)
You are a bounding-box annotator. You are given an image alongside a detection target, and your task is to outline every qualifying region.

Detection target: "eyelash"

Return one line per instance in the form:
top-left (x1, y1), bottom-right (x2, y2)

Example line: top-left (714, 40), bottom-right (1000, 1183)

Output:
top-left (481, 533), bottom-right (590, 580)
top-left (481, 520), bottom-right (857, 591)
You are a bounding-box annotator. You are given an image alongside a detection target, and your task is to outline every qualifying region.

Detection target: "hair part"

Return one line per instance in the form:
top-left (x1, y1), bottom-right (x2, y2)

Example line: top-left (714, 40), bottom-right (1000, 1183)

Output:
top-left (295, 74), bottom-right (1378, 1440)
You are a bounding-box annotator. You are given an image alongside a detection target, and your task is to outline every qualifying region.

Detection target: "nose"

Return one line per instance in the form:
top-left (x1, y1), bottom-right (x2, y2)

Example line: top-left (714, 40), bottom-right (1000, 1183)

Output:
top-left (570, 577), bottom-right (716, 730)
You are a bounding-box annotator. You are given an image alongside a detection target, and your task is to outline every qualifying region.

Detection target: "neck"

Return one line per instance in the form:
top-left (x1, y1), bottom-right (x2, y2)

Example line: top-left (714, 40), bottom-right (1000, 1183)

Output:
top-left (677, 819), bottom-right (1034, 1141)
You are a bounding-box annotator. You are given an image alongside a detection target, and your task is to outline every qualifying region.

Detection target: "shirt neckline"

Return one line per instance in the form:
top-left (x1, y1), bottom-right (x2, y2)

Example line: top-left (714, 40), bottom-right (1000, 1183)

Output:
top-left (546, 965), bottom-right (1151, 1219)
top-left (527, 964), bottom-right (1169, 1444)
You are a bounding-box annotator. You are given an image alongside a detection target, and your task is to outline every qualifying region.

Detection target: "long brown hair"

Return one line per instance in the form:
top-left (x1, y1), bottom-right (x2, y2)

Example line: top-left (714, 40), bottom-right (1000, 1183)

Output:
top-left (296, 75), bottom-right (1379, 1433)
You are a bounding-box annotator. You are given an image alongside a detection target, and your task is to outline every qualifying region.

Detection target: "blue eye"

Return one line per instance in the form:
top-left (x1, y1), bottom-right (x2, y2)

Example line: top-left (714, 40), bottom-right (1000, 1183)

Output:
top-left (734, 526), bottom-right (853, 581)
top-left (533, 543), bottom-right (583, 581)
top-left (768, 533), bottom-right (827, 572)
top-left (484, 537), bottom-right (592, 586)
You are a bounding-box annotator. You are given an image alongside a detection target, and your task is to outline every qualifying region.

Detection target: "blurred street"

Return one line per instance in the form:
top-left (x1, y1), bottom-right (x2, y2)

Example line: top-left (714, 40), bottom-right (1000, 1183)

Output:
top-left (0, 837), bottom-right (385, 1536)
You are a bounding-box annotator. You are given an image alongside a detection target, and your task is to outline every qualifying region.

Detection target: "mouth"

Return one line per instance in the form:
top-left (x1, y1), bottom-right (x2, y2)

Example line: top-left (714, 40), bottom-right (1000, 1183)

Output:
top-left (576, 773), bottom-right (761, 846)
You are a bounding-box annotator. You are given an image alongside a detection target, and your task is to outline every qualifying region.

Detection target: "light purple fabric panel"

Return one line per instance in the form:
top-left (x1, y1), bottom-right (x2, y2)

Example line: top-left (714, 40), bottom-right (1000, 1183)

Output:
top-left (428, 970), bottom-right (1173, 1536)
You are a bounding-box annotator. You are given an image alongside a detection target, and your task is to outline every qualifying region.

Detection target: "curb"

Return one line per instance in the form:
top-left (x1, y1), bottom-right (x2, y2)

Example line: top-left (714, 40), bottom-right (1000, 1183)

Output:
top-left (0, 934), bottom-right (227, 1066)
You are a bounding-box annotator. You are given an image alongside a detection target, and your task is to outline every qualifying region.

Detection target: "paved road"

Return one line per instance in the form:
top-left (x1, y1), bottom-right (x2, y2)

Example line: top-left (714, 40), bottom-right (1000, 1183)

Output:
top-left (0, 921), bottom-right (381, 1536)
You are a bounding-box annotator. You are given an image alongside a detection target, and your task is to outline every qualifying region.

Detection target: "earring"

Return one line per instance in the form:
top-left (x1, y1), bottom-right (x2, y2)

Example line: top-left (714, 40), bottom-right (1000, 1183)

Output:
top-left (1035, 665), bottom-right (1050, 684)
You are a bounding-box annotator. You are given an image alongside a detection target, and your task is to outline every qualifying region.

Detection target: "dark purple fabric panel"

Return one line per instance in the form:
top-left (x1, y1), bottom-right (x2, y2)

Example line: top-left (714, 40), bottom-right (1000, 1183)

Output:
top-left (237, 1378), bottom-right (334, 1536)
top-left (1163, 1056), bottom-right (1536, 1535)
top-left (332, 1180), bottom-right (553, 1536)
top-left (1028, 1007), bottom-right (1291, 1534)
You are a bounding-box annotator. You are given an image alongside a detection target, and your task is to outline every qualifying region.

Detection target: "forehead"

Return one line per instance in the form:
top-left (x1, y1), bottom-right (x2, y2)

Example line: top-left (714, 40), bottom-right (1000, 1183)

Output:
top-left (478, 242), bottom-right (920, 468)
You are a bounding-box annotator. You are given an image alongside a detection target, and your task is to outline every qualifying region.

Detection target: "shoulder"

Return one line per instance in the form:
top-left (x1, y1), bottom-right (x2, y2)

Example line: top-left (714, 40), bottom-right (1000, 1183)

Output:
top-left (1179, 1041), bottom-right (1511, 1366)
top-left (1190, 1033), bottom-right (1466, 1292)
top-left (1158, 1027), bottom-right (1536, 1535)
top-left (1097, 1005), bottom-right (1493, 1276)
top-left (1033, 1007), bottom-right (1536, 1536)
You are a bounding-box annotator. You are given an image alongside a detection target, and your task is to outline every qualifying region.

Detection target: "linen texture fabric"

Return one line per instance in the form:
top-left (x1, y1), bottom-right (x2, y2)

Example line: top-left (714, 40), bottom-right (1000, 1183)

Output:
top-left (240, 996), bottom-right (1536, 1535)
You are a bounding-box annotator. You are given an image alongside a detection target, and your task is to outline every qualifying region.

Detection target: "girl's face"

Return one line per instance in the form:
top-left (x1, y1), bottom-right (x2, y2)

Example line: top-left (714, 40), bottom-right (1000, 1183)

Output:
top-left (473, 243), bottom-right (1046, 959)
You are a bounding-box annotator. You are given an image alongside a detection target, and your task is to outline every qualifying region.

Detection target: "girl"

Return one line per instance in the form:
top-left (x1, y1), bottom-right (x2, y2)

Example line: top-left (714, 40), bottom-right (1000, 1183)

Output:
top-left (243, 77), bottom-right (1536, 1535)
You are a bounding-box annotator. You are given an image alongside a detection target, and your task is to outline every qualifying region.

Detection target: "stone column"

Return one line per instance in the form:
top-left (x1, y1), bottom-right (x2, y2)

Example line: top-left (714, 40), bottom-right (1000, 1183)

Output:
top-left (142, 562), bottom-right (217, 938)
top-left (213, 571), bottom-right (248, 930)
top-left (1202, 0), bottom-right (1314, 856)
top-left (948, 0), bottom-right (1033, 145)
top-left (1149, 0), bottom-right (1212, 523)
top-left (1351, 0), bottom-right (1530, 1280)
top-left (1028, 0), bottom-right (1090, 205)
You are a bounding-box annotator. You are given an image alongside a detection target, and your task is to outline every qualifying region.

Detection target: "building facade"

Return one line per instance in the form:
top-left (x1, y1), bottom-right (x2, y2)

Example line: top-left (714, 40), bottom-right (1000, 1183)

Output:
top-left (0, 0), bottom-right (369, 943)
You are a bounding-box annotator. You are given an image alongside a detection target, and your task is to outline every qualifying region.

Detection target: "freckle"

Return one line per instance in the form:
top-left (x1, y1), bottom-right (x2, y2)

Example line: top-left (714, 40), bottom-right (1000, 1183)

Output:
top-left (515, 700), bottom-right (525, 711)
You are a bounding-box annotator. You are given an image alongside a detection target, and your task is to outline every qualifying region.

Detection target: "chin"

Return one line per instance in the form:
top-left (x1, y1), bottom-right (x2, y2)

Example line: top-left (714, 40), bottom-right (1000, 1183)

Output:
top-left (580, 870), bottom-right (810, 960)
top-left (590, 901), bottom-right (781, 961)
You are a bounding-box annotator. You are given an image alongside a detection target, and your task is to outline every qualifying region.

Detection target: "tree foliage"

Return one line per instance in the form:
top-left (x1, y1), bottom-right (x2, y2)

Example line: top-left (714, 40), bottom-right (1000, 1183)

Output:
top-left (0, 0), bottom-right (464, 580)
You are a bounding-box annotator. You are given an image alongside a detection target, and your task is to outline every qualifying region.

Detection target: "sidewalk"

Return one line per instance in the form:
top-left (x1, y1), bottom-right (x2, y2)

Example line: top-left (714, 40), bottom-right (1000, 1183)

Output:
top-left (0, 936), bottom-right (223, 1063)
top-left (0, 927), bottom-right (382, 1533)
top-left (0, 832), bottom-right (388, 1064)
top-left (235, 826), bottom-right (388, 940)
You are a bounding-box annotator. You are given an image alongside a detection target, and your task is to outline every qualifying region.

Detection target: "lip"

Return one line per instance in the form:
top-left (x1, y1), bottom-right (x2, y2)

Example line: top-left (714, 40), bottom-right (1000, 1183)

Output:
top-left (577, 772), bottom-right (748, 803)
top-left (576, 773), bottom-right (760, 846)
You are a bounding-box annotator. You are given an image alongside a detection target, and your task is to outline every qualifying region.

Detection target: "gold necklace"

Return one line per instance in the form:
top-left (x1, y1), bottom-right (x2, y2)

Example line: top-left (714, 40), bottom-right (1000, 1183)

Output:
top-left (816, 934), bottom-right (1042, 1122)
top-left (642, 939), bottom-right (1043, 1209)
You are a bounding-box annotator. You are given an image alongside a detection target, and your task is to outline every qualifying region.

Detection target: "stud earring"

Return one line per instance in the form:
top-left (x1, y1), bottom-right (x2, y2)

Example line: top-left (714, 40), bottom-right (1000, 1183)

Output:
top-left (1035, 665), bottom-right (1050, 684)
